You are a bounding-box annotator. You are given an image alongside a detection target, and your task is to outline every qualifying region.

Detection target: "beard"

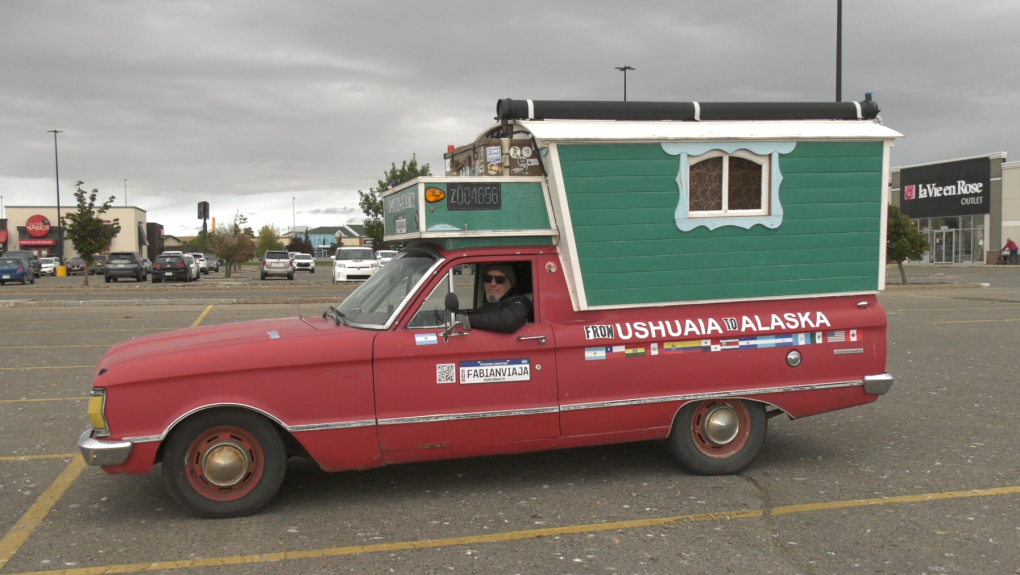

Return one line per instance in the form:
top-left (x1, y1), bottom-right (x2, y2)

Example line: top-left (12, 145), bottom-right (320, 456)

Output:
top-left (485, 293), bottom-right (499, 303)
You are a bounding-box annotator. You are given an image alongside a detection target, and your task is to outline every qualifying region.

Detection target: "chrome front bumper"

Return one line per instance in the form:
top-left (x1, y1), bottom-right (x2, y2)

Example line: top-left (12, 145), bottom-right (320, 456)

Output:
top-left (863, 373), bottom-right (894, 395)
top-left (78, 427), bottom-right (132, 466)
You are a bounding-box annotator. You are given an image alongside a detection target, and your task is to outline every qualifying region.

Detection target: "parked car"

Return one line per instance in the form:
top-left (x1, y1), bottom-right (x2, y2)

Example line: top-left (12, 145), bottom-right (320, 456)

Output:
top-left (6, 250), bottom-right (41, 278)
top-left (186, 253), bottom-right (208, 274)
top-left (162, 250), bottom-right (183, 256)
top-left (151, 255), bottom-right (192, 283)
top-left (89, 255), bottom-right (108, 275)
top-left (104, 252), bottom-right (148, 283)
top-left (261, 250), bottom-right (293, 280)
top-left (183, 255), bottom-right (201, 281)
top-left (67, 257), bottom-right (87, 276)
top-left (332, 247), bottom-right (378, 282)
top-left (39, 257), bottom-right (59, 276)
top-left (375, 250), bottom-right (398, 266)
top-left (292, 253), bottom-right (315, 273)
top-left (0, 256), bottom-right (33, 285)
top-left (202, 254), bottom-right (220, 273)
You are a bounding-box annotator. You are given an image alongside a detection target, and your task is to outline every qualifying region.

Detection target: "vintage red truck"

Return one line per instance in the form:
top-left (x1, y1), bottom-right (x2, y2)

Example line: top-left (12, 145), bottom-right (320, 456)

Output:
top-left (80, 98), bottom-right (900, 517)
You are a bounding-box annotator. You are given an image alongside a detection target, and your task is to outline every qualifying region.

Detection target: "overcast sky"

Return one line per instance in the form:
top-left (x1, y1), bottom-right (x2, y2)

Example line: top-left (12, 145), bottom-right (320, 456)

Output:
top-left (2, 1), bottom-right (1018, 236)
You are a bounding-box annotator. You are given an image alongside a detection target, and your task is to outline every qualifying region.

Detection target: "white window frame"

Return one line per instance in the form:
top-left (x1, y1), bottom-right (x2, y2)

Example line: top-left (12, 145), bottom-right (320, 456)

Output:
top-left (687, 150), bottom-right (770, 218)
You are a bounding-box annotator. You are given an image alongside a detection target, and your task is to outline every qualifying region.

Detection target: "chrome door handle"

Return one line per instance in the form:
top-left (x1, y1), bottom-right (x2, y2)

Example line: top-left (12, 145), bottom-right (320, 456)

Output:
top-left (517, 335), bottom-right (546, 344)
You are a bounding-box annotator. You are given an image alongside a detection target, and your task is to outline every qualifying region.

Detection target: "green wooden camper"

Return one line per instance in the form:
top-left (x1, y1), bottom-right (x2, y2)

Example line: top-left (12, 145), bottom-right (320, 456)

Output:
top-left (383, 98), bottom-right (903, 311)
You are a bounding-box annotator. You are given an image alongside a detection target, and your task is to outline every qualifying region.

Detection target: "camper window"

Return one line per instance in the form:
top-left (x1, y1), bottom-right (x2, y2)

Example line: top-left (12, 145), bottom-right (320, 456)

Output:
top-left (688, 151), bottom-right (769, 217)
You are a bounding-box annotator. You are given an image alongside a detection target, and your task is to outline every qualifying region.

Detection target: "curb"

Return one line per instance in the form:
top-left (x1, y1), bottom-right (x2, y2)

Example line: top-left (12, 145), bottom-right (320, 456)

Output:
top-left (884, 283), bottom-right (989, 291)
top-left (0, 296), bottom-right (341, 308)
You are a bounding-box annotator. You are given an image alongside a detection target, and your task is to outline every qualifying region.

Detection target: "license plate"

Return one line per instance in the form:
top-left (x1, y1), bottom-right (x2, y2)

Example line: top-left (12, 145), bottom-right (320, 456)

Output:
top-left (1, 275), bottom-right (9, 279)
top-left (165, 272), bottom-right (173, 276)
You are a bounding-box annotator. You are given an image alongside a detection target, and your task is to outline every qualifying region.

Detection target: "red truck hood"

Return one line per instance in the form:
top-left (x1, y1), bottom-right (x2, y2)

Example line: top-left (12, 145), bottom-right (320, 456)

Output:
top-left (94, 316), bottom-right (373, 388)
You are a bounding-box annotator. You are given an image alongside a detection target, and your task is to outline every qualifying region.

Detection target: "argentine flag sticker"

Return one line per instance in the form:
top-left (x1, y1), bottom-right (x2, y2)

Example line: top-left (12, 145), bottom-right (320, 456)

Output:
top-left (415, 333), bottom-right (438, 346)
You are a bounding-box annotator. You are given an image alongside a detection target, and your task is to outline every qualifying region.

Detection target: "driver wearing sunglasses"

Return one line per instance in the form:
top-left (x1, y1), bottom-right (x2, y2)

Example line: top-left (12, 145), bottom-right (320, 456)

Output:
top-left (461, 263), bottom-right (532, 334)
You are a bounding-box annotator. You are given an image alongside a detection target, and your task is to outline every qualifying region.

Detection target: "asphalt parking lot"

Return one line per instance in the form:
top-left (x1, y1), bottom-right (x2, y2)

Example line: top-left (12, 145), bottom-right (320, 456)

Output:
top-left (0, 271), bottom-right (1018, 574)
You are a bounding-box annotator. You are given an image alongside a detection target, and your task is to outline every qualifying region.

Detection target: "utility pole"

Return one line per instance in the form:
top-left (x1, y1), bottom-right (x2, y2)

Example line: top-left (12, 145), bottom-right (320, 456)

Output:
top-left (836, 0), bottom-right (842, 102)
top-left (124, 178), bottom-right (127, 206)
top-left (48, 130), bottom-right (63, 259)
top-left (615, 66), bottom-right (635, 101)
top-left (292, 197), bottom-right (296, 232)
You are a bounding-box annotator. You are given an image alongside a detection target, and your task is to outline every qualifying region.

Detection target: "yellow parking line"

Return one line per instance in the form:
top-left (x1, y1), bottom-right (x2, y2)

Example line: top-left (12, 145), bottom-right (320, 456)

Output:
top-left (190, 305), bottom-right (214, 328)
top-left (9, 484), bottom-right (1020, 575)
top-left (0, 366), bottom-right (92, 372)
top-left (933, 318), bottom-right (1020, 324)
top-left (0, 397), bottom-right (87, 404)
top-left (0, 457), bottom-right (86, 573)
top-left (0, 454), bottom-right (78, 462)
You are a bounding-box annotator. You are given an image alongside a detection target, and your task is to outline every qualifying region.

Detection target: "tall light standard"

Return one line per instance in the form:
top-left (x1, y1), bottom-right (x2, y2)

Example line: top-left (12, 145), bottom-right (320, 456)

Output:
top-left (48, 130), bottom-right (63, 259)
top-left (615, 66), bottom-right (635, 101)
top-left (124, 178), bottom-right (128, 206)
top-left (292, 197), bottom-right (296, 232)
top-left (836, 0), bottom-right (842, 102)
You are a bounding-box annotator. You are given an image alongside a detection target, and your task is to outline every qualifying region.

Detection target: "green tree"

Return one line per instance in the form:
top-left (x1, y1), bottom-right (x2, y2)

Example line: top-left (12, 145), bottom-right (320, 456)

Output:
top-left (886, 205), bottom-right (929, 284)
top-left (254, 224), bottom-right (284, 257)
top-left (287, 236), bottom-right (314, 255)
top-left (207, 211), bottom-right (256, 278)
top-left (61, 182), bottom-right (121, 286)
top-left (358, 155), bottom-right (431, 248)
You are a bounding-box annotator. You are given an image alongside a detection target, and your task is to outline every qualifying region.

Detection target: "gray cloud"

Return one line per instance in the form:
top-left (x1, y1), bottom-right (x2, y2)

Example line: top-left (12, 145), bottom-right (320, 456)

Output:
top-left (2, 0), bottom-right (1019, 234)
top-left (301, 206), bottom-right (357, 215)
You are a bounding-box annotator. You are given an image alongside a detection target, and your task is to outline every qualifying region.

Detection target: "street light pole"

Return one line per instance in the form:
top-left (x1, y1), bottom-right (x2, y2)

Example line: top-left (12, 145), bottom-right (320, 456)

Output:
top-left (836, 0), bottom-right (842, 102)
top-left (292, 197), bottom-right (295, 232)
top-left (48, 130), bottom-right (63, 259)
top-left (615, 66), bottom-right (635, 101)
top-left (124, 178), bottom-right (127, 206)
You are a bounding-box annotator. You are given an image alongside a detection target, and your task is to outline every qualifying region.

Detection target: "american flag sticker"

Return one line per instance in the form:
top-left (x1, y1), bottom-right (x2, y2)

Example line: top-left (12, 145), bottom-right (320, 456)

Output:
top-left (850, 329), bottom-right (859, 342)
top-left (827, 331), bottom-right (846, 343)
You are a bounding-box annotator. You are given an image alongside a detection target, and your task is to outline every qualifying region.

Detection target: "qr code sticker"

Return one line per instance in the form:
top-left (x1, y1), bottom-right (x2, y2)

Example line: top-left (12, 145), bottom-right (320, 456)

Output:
top-left (436, 363), bottom-right (456, 384)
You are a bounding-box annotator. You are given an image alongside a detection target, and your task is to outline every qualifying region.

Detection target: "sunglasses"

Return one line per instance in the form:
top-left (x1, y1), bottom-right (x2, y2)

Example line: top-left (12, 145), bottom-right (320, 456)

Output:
top-left (482, 274), bottom-right (508, 285)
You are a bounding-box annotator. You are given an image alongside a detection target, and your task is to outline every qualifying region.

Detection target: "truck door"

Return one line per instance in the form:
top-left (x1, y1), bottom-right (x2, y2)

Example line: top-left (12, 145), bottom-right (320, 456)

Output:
top-left (372, 259), bottom-right (558, 463)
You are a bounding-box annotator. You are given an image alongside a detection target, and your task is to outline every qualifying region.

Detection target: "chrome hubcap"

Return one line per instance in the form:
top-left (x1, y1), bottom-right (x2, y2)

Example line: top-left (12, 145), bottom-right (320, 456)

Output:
top-left (703, 405), bottom-right (740, 445)
top-left (201, 443), bottom-right (249, 486)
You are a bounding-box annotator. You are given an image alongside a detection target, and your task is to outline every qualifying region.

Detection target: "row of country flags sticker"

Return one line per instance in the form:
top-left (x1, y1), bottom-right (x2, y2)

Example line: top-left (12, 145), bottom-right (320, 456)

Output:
top-left (585, 330), bottom-right (859, 360)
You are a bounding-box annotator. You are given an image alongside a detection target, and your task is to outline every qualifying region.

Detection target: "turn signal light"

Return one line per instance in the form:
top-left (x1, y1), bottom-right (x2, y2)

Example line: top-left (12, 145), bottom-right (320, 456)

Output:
top-left (425, 187), bottom-right (446, 203)
top-left (88, 388), bottom-right (110, 437)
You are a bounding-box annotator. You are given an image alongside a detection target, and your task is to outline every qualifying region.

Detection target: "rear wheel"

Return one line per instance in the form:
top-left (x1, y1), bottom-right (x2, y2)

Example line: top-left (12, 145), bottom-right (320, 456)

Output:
top-left (105, 275), bottom-right (111, 283)
top-left (162, 409), bottom-right (286, 518)
top-left (666, 399), bottom-right (766, 475)
top-left (260, 272), bottom-right (266, 281)
top-left (288, 273), bottom-right (294, 281)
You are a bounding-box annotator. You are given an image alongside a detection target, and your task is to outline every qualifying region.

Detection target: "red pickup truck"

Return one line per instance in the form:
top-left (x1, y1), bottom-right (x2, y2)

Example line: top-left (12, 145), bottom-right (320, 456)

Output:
top-left (79, 98), bottom-right (898, 517)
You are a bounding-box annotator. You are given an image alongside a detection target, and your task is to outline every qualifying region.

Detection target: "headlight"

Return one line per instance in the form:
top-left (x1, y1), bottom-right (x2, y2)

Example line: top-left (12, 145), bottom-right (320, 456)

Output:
top-left (88, 388), bottom-right (110, 437)
top-left (336, 263), bottom-right (346, 268)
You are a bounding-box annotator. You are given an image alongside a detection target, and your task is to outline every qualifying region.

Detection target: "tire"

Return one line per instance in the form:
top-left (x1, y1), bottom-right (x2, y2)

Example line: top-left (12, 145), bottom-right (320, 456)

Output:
top-left (105, 275), bottom-right (111, 283)
top-left (287, 273), bottom-right (294, 281)
top-left (152, 278), bottom-right (160, 283)
top-left (20, 276), bottom-right (26, 285)
top-left (162, 409), bottom-right (286, 519)
top-left (310, 269), bottom-right (315, 274)
top-left (260, 272), bottom-right (266, 281)
top-left (666, 399), bottom-right (766, 476)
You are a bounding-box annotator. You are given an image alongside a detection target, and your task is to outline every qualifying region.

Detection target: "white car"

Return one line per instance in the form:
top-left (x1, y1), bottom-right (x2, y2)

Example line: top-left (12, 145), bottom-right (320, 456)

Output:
top-left (182, 254), bottom-right (201, 281)
top-left (333, 247), bottom-right (378, 282)
top-left (375, 250), bottom-right (398, 266)
top-left (186, 253), bottom-right (208, 274)
top-left (39, 257), bottom-right (59, 276)
top-left (292, 253), bottom-right (316, 273)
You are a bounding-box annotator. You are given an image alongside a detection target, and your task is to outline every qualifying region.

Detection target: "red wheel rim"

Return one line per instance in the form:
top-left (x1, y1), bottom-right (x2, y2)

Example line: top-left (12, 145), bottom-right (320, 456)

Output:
top-left (185, 426), bottom-right (265, 502)
top-left (690, 400), bottom-right (751, 459)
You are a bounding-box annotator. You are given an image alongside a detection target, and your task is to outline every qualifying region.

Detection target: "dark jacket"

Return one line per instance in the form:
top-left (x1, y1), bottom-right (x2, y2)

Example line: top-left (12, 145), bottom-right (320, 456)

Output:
top-left (467, 288), bottom-right (533, 334)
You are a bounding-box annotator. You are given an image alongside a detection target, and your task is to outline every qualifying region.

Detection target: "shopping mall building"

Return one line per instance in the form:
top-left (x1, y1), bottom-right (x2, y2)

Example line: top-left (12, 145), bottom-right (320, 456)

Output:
top-left (0, 205), bottom-right (165, 260)
top-left (891, 153), bottom-right (1020, 264)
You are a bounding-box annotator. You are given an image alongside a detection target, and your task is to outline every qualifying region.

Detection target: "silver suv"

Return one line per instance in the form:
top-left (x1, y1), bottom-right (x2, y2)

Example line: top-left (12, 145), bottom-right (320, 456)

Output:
top-left (261, 250), bottom-right (293, 280)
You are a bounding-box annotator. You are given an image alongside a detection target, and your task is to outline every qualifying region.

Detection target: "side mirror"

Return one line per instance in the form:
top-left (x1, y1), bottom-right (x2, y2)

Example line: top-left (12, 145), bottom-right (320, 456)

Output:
top-left (444, 292), bottom-right (460, 315)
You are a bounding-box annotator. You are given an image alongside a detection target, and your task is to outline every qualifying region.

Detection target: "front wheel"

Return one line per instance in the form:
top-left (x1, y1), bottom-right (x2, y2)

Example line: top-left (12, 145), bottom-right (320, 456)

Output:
top-left (666, 399), bottom-right (766, 475)
top-left (162, 409), bottom-right (286, 518)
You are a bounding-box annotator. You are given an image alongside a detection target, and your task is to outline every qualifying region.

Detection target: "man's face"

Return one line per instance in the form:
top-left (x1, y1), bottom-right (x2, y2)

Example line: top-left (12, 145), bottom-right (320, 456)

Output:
top-left (483, 270), bottom-right (510, 303)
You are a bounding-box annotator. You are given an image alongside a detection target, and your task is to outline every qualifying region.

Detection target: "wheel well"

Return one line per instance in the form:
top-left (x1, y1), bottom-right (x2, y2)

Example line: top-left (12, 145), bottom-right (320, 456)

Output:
top-left (667, 398), bottom-right (785, 436)
top-left (154, 406), bottom-right (306, 465)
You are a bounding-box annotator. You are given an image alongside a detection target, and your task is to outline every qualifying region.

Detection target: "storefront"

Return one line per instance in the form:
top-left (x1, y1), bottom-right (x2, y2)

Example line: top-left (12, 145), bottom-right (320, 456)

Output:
top-left (891, 153), bottom-right (1005, 264)
top-left (4, 206), bottom-right (148, 260)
